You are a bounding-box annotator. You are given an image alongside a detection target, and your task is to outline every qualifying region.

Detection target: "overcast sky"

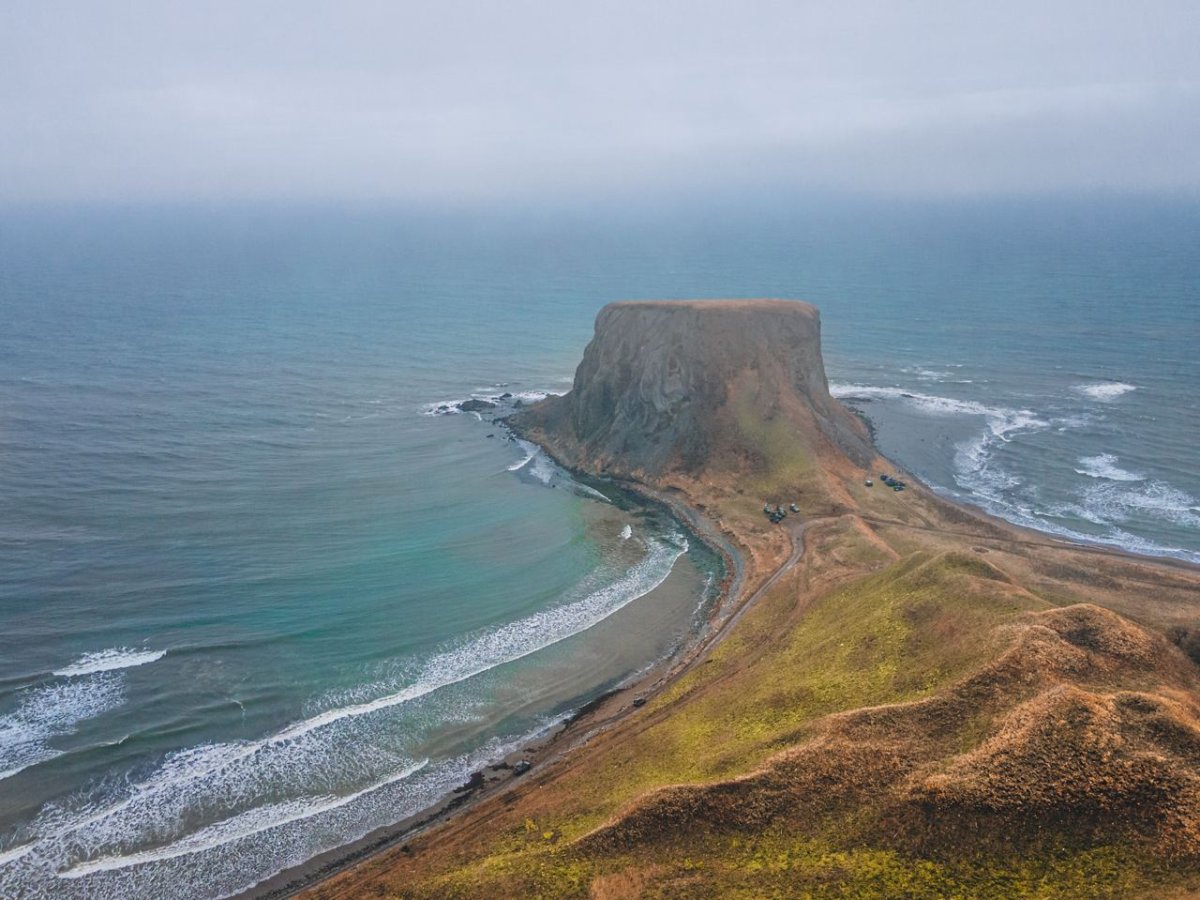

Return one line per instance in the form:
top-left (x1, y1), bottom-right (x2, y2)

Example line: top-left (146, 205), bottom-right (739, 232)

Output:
top-left (3, 1), bottom-right (1199, 205)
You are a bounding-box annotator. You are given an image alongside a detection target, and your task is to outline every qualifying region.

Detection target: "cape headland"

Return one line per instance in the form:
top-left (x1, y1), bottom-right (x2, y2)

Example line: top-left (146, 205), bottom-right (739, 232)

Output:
top-left (306, 300), bottom-right (1200, 899)
top-left (521, 299), bottom-right (873, 478)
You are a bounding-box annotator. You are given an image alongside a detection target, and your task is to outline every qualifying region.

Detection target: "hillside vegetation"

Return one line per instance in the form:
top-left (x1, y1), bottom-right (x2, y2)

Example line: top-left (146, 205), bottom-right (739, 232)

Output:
top-left (306, 302), bottom-right (1200, 898)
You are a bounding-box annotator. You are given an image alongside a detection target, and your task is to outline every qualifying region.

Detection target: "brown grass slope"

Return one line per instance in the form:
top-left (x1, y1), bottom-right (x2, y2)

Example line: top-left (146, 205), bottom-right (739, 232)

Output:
top-left (308, 525), bottom-right (1200, 898)
top-left (579, 601), bottom-right (1200, 862)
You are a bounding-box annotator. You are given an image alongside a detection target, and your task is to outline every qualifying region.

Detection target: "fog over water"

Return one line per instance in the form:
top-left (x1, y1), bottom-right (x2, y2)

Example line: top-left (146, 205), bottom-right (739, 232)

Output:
top-left (3, 1), bottom-right (1199, 205)
top-left (2, 6), bottom-right (1199, 897)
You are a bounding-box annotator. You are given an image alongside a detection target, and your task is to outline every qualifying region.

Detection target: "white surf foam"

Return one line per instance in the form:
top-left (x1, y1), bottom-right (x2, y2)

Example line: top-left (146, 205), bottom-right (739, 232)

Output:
top-left (572, 482), bottom-right (611, 503)
top-left (265, 535), bottom-right (686, 746)
top-left (420, 399), bottom-right (464, 416)
top-left (1073, 381), bottom-right (1136, 401)
top-left (60, 760), bottom-right (430, 878)
top-left (835, 381), bottom-right (1196, 565)
top-left (37, 537), bottom-right (687, 862)
top-left (1018, 502), bottom-right (1197, 562)
top-left (1054, 412), bottom-right (1098, 431)
top-left (0, 841), bottom-right (37, 868)
top-left (507, 440), bottom-right (540, 471)
top-left (510, 389), bottom-right (558, 404)
top-left (420, 387), bottom-right (564, 417)
top-left (16, 729), bottom-right (552, 898)
top-left (831, 383), bottom-right (1037, 423)
top-left (506, 438), bottom-right (609, 501)
top-left (832, 382), bottom-right (1049, 501)
top-left (1080, 481), bottom-right (1200, 531)
top-left (54, 649), bottom-right (166, 678)
top-left (1074, 454), bottom-right (1145, 482)
top-left (905, 367), bottom-right (952, 382)
top-left (528, 451), bottom-right (557, 485)
top-left (0, 676), bottom-right (124, 782)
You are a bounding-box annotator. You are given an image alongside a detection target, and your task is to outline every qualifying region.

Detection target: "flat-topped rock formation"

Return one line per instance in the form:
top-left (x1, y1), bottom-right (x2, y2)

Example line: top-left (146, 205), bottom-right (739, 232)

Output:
top-left (517, 299), bottom-right (874, 479)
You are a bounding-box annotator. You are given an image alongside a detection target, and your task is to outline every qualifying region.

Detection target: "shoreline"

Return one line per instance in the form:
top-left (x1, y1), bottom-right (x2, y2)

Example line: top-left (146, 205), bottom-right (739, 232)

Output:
top-left (286, 407), bottom-right (1200, 899)
top-left (248, 440), bottom-right (747, 900)
top-left (837, 399), bottom-right (1200, 569)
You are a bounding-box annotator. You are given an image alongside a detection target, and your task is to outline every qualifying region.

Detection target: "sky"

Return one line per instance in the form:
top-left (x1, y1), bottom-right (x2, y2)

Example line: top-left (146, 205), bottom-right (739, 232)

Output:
top-left (3, 1), bottom-right (1199, 205)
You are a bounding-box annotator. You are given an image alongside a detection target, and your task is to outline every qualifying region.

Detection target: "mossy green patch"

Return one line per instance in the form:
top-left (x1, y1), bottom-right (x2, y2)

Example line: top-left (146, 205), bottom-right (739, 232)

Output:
top-left (458, 550), bottom-right (1043, 861)
top-left (413, 830), bottom-right (1192, 899)
top-left (729, 389), bottom-right (822, 500)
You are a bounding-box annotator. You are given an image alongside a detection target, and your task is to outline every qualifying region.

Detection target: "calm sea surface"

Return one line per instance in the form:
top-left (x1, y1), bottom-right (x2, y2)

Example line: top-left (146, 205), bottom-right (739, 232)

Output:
top-left (1, 197), bottom-right (1197, 897)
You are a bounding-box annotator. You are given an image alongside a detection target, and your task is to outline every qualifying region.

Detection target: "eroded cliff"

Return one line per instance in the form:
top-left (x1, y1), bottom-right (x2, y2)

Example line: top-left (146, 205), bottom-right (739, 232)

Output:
top-left (517, 300), bottom-right (874, 479)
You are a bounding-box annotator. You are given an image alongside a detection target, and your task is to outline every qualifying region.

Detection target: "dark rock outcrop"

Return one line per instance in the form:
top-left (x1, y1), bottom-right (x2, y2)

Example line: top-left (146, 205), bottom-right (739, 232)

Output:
top-left (516, 300), bottom-right (873, 478)
top-left (458, 399), bottom-right (497, 412)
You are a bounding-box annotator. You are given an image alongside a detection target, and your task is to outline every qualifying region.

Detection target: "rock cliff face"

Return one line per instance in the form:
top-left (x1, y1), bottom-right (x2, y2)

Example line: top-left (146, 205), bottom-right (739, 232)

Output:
top-left (518, 300), bottom-right (873, 479)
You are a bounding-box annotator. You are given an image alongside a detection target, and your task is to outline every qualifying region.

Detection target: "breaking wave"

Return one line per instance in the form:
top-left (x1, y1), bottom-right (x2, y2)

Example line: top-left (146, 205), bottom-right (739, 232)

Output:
top-left (0, 675), bottom-right (124, 782)
top-left (1073, 382), bottom-right (1136, 401)
top-left (1074, 454), bottom-right (1144, 483)
top-left (831, 382), bottom-right (1049, 503)
top-left (832, 380), bottom-right (1198, 564)
top-left (53, 649), bottom-right (166, 678)
top-left (60, 760), bottom-right (431, 878)
top-left (1079, 481), bottom-right (1200, 531)
top-left (421, 387), bottom-right (563, 417)
top-left (831, 383), bottom-right (1039, 424)
top-left (507, 439), bottom-right (540, 471)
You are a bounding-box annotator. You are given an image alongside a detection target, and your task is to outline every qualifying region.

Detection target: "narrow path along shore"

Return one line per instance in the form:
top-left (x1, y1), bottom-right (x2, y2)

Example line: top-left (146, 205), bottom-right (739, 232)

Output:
top-left (710, 517), bottom-right (812, 646)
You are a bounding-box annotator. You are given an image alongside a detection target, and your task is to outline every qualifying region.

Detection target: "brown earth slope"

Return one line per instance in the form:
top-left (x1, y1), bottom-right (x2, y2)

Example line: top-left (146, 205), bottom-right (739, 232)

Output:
top-left (305, 300), bottom-right (1200, 899)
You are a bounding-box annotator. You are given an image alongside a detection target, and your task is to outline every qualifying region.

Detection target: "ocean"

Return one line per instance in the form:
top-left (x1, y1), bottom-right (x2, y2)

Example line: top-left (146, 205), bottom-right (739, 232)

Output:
top-left (1, 195), bottom-right (1197, 897)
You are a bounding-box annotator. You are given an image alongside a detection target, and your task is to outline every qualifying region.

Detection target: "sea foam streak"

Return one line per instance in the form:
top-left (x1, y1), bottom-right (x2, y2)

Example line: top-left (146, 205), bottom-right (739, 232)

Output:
top-left (507, 439), bottom-right (540, 471)
top-left (1080, 481), bottom-right (1200, 531)
top-left (29, 728), bottom-right (566, 900)
top-left (268, 535), bottom-right (684, 746)
top-left (60, 760), bottom-right (430, 877)
top-left (831, 382), bottom-right (1049, 502)
top-left (1073, 382), bottom-right (1136, 401)
top-left (422, 387), bottom-right (564, 417)
top-left (0, 676), bottom-right (123, 782)
top-left (0, 841), bottom-right (37, 867)
top-left (1075, 454), bottom-right (1144, 482)
top-left (511, 446), bottom-right (611, 501)
top-left (54, 649), bottom-right (166, 678)
top-left (828, 380), bottom-right (1193, 563)
top-left (830, 383), bottom-right (1039, 423)
top-left (16, 538), bottom-right (687, 895)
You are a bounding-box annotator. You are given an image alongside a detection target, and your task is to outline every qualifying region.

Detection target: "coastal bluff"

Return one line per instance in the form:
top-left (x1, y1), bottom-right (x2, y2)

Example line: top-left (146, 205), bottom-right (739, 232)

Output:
top-left (307, 300), bottom-right (1200, 900)
top-left (516, 299), bottom-right (874, 479)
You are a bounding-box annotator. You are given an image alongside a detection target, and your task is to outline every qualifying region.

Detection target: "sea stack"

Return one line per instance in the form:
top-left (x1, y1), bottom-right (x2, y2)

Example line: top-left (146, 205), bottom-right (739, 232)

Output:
top-left (517, 300), bottom-right (874, 480)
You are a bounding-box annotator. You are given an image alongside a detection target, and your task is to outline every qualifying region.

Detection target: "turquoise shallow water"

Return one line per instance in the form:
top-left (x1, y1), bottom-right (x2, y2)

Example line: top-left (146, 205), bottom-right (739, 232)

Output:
top-left (0, 197), bottom-right (1197, 897)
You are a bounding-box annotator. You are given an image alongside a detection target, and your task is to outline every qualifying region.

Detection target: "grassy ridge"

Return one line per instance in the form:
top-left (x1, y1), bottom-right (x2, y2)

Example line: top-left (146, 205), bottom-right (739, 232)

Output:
top-left (384, 545), bottom-right (1197, 897)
